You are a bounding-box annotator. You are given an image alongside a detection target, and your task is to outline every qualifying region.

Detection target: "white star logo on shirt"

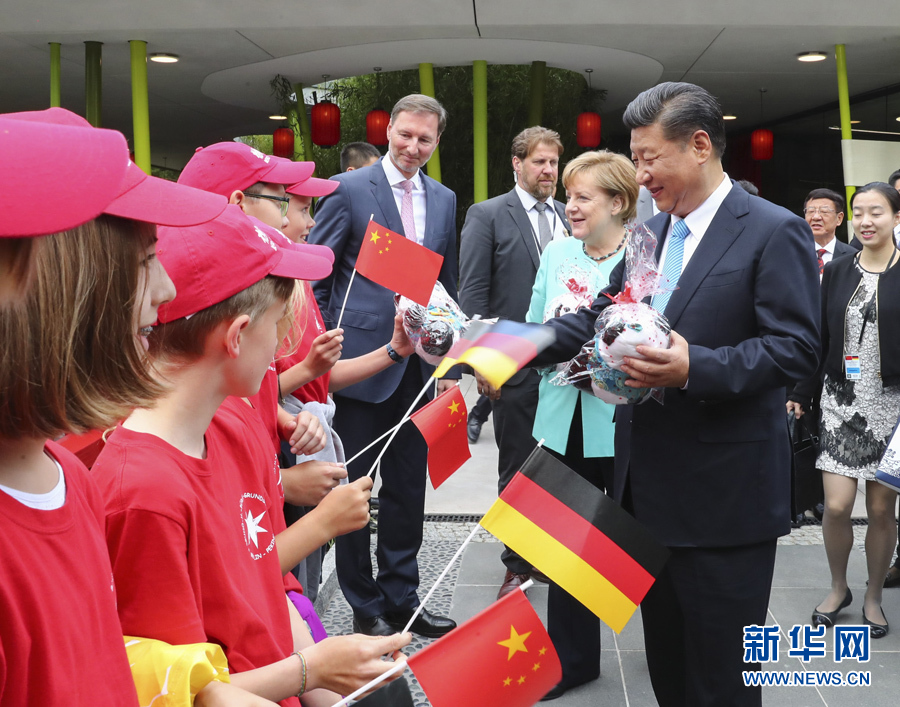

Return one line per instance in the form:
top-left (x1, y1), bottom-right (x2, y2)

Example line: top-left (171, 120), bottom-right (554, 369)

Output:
top-left (244, 509), bottom-right (269, 548)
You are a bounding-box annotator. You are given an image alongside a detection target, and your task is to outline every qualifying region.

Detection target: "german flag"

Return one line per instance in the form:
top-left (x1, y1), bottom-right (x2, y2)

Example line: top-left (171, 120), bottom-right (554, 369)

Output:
top-left (432, 319), bottom-right (555, 389)
top-left (480, 447), bottom-right (668, 633)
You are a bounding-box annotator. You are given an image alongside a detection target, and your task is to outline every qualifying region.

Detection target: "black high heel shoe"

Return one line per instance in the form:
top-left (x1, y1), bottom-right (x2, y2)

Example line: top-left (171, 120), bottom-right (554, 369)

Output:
top-left (811, 589), bottom-right (852, 627)
top-left (863, 607), bottom-right (889, 639)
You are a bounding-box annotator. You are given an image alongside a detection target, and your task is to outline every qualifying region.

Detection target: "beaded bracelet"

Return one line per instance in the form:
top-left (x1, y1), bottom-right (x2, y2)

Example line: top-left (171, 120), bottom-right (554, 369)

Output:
top-left (292, 651), bottom-right (308, 697)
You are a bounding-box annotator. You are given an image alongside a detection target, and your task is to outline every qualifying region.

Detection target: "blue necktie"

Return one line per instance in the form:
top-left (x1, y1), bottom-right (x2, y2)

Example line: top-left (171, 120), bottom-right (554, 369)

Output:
top-left (651, 219), bottom-right (690, 313)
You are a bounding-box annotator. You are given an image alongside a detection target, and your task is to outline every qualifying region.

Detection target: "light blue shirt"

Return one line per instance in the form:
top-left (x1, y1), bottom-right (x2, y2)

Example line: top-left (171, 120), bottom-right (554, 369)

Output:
top-left (526, 236), bottom-right (624, 457)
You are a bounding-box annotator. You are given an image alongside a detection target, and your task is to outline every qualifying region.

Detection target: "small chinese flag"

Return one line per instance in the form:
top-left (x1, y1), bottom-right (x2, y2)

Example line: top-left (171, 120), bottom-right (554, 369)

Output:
top-left (356, 220), bottom-right (443, 306)
top-left (410, 385), bottom-right (471, 489)
top-left (408, 588), bottom-right (561, 707)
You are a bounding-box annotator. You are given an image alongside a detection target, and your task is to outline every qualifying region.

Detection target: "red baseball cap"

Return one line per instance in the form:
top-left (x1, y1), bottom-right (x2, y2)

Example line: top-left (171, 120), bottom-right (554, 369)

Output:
top-left (178, 142), bottom-right (315, 197)
top-left (156, 205), bottom-right (332, 323)
top-left (2, 108), bottom-right (227, 229)
top-left (0, 109), bottom-right (130, 237)
top-left (266, 224), bottom-right (335, 266)
top-left (286, 176), bottom-right (339, 198)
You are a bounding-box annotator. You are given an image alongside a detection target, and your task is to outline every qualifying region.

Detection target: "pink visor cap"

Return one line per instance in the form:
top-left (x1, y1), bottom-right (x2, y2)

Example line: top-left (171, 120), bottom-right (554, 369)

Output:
top-left (156, 204), bottom-right (333, 323)
top-left (286, 176), bottom-right (339, 198)
top-left (1, 108), bottom-right (227, 231)
top-left (264, 222), bottom-right (335, 266)
top-left (0, 108), bottom-right (130, 237)
top-left (178, 142), bottom-right (315, 197)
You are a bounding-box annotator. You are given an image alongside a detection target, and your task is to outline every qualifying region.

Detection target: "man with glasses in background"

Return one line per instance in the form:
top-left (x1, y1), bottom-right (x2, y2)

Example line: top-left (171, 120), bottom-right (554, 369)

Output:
top-left (802, 188), bottom-right (857, 281)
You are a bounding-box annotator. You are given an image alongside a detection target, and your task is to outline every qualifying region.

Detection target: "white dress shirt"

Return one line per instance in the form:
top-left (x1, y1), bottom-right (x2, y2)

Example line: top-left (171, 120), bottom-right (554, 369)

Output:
top-left (815, 236), bottom-right (838, 282)
top-left (656, 173), bottom-right (734, 276)
top-left (382, 155), bottom-right (427, 245)
top-left (514, 184), bottom-right (567, 252)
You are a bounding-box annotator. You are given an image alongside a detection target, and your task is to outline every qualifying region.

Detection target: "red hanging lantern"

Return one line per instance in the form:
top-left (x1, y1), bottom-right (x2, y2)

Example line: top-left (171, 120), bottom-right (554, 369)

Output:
top-left (751, 129), bottom-right (774, 161)
top-left (576, 112), bottom-right (602, 148)
top-left (311, 100), bottom-right (341, 147)
top-left (272, 127), bottom-right (294, 159)
top-left (366, 109), bottom-right (390, 146)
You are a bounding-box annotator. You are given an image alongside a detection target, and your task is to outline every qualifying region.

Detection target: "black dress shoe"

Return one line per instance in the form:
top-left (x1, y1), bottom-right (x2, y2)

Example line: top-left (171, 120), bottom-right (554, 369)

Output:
top-left (352, 613), bottom-right (396, 637)
top-left (863, 607), bottom-right (890, 639)
top-left (884, 566), bottom-right (900, 588)
top-left (811, 589), bottom-right (852, 627)
top-left (467, 417), bottom-right (484, 443)
top-left (498, 570), bottom-right (530, 600)
top-left (540, 676), bottom-right (598, 702)
top-left (384, 608), bottom-right (457, 638)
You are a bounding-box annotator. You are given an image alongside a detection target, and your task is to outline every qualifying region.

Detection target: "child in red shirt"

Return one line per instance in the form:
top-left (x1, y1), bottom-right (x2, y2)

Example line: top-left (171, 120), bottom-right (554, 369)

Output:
top-left (93, 206), bottom-right (410, 706)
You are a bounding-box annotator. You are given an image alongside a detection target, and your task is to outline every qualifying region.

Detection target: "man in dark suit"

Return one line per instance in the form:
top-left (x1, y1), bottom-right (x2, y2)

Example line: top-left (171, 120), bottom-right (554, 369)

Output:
top-left (458, 127), bottom-right (569, 599)
top-left (308, 94), bottom-right (458, 639)
top-left (803, 188), bottom-right (856, 280)
top-left (533, 83), bottom-right (820, 706)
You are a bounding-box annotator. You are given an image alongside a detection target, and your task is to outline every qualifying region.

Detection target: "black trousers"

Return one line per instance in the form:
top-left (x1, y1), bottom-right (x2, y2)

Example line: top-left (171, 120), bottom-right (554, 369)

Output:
top-left (640, 539), bottom-right (776, 707)
top-left (492, 368), bottom-right (541, 574)
top-left (332, 362), bottom-right (430, 617)
top-left (544, 399), bottom-right (614, 686)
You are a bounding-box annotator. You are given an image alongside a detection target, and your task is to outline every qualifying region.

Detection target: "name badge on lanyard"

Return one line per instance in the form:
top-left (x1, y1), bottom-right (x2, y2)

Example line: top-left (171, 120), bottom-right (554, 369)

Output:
top-left (844, 355), bottom-right (862, 381)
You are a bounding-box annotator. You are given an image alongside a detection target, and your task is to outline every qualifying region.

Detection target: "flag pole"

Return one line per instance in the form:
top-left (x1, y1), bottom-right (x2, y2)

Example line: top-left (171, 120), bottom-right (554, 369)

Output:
top-left (331, 661), bottom-right (407, 707)
top-left (365, 376), bottom-right (435, 479)
top-left (399, 522), bottom-right (480, 634)
top-left (343, 418), bottom-right (408, 466)
top-left (334, 214), bottom-right (374, 330)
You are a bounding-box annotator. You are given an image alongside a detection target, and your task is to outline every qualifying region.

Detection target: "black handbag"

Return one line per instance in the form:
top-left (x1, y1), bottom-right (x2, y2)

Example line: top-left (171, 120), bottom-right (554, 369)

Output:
top-left (788, 412), bottom-right (823, 519)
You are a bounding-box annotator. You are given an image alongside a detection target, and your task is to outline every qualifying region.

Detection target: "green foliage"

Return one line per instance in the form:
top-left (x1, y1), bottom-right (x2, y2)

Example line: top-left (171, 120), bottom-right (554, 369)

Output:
top-left (258, 65), bottom-right (607, 232)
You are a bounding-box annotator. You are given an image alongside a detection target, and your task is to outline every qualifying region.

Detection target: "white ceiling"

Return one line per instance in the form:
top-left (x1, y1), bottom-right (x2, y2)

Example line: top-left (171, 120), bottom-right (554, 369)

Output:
top-left (2, 0), bottom-right (899, 168)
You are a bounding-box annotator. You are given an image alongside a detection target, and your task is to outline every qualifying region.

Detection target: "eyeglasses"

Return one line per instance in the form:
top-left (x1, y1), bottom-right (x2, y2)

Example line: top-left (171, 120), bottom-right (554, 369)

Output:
top-left (803, 207), bottom-right (837, 216)
top-left (244, 192), bottom-right (290, 217)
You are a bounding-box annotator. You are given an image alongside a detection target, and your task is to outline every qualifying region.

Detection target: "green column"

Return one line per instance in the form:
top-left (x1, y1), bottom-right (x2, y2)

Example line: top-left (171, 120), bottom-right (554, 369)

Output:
top-left (835, 44), bottom-right (855, 206)
top-left (84, 41), bottom-right (102, 127)
top-left (473, 60), bottom-right (488, 204)
top-left (528, 60), bottom-right (547, 127)
top-left (130, 40), bottom-right (151, 174)
top-left (293, 83), bottom-right (315, 166)
top-left (418, 62), bottom-right (442, 183)
top-left (49, 43), bottom-right (61, 108)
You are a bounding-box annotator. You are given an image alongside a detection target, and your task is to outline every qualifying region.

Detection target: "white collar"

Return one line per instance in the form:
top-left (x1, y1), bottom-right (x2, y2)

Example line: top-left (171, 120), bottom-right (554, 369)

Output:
top-left (816, 236), bottom-right (837, 255)
top-left (515, 183), bottom-right (554, 213)
top-left (678, 173), bottom-right (733, 240)
top-left (382, 154), bottom-right (422, 189)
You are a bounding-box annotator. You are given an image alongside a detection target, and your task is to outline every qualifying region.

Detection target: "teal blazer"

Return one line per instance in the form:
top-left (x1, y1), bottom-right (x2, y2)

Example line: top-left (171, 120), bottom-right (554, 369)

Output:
top-left (526, 236), bottom-right (623, 458)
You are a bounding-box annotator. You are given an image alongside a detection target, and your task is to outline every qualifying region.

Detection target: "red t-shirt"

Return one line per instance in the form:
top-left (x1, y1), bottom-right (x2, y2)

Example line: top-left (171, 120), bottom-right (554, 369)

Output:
top-left (93, 399), bottom-right (300, 707)
top-left (275, 283), bottom-right (330, 405)
top-left (0, 442), bottom-right (139, 707)
top-left (249, 364), bottom-right (281, 455)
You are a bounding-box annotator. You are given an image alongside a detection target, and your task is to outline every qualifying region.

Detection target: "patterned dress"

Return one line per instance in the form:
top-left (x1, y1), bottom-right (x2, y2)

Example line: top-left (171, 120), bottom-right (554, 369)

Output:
top-left (818, 263), bottom-right (900, 479)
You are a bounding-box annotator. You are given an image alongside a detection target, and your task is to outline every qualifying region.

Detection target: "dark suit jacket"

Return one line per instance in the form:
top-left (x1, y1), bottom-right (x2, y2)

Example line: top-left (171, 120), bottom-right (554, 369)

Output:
top-left (308, 160), bottom-right (458, 404)
top-left (534, 184), bottom-right (821, 547)
top-left (833, 238), bottom-right (857, 259)
top-left (458, 188), bottom-right (569, 385)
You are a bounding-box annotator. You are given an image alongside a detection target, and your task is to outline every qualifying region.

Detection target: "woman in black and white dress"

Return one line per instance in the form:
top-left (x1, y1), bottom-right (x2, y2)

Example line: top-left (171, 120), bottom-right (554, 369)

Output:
top-left (789, 182), bottom-right (900, 639)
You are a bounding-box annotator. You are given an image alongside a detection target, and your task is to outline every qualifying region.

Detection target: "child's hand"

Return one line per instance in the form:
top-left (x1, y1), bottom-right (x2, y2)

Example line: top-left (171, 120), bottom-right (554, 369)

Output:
top-left (281, 461), bottom-right (347, 506)
top-left (389, 313), bottom-right (414, 358)
top-left (288, 411), bottom-right (326, 455)
top-left (313, 476), bottom-right (372, 538)
top-left (302, 632), bottom-right (411, 697)
top-left (303, 329), bottom-right (343, 379)
top-left (194, 681), bottom-right (280, 707)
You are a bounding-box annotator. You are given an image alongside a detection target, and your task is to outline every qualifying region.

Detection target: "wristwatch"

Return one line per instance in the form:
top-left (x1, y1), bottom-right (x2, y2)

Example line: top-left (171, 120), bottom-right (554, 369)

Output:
top-left (386, 343), bottom-right (405, 363)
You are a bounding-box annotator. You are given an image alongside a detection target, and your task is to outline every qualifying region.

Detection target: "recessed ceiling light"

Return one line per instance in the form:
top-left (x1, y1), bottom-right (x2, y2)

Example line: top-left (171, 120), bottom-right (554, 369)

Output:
top-left (269, 115), bottom-right (288, 121)
top-left (797, 51), bottom-right (827, 62)
top-left (149, 53), bottom-right (179, 64)
top-left (723, 114), bottom-right (737, 121)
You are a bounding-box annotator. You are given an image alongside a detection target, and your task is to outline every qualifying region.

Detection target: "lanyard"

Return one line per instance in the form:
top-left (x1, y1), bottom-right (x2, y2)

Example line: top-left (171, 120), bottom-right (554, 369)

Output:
top-left (855, 248), bottom-right (897, 347)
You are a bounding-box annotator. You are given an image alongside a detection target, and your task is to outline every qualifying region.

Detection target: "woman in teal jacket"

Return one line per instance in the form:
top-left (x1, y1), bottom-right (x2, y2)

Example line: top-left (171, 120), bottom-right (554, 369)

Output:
top-left (526, 150), bottom-right (639, 700)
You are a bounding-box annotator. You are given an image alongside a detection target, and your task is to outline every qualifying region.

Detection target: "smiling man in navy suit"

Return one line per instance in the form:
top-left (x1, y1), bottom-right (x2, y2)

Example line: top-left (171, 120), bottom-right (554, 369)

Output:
top-left (308, 94), bottom-right (459, 640)
top-left (533, 82), bottom-right (821, 706)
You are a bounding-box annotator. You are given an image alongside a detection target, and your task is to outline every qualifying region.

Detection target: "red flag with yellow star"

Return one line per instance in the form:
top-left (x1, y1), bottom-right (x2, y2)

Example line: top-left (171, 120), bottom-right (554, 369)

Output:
top-left (409, 384), bottom-right (471, 489)
top-left (355, 220), bottom-right (443, 306)
top-left (408, 588), bottom-right (560, 707)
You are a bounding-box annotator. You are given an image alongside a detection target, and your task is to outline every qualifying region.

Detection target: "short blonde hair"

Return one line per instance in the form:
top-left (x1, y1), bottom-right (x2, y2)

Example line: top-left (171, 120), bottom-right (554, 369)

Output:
top-left (0, 216), bottom-right (163, 438)
top-left (562, 150), bottom-right (639, 222)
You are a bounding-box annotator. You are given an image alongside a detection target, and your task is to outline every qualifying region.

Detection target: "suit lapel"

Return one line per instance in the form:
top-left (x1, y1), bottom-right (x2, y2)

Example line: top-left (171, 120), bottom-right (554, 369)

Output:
top-left (663, 187), bottom-right (746, 328)
top-left (369, 163), bottom-right (404, 235)
top-left (421, 175), bottom-right (440, 251)
top-left (507, 190), bottom-right (541, 270)
top-left (554, 200), bottom-right (571, 237)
